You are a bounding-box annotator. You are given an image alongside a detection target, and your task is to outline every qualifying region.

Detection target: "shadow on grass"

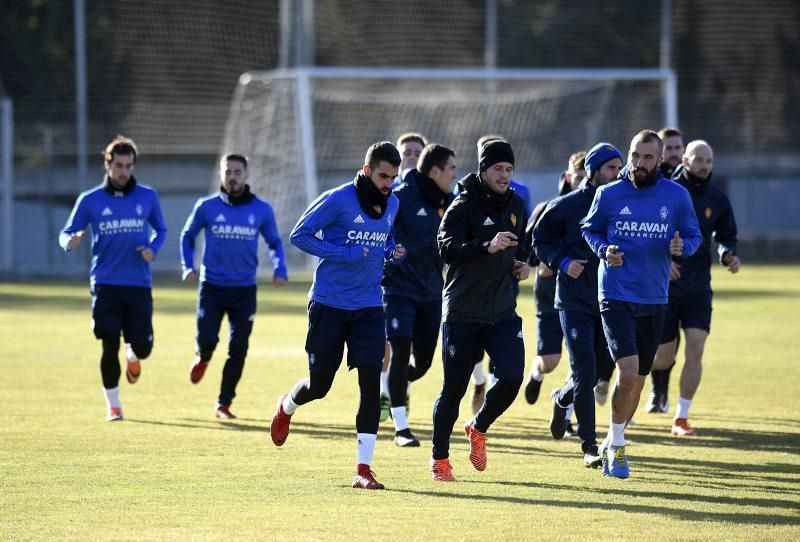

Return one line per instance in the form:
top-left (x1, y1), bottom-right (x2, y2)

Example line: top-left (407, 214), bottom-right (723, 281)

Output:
top-left (388, 487), bottom-right (800, 526)
top-left (626, 424), bottom-right (800, 454)
top-left (713, 288), bottom-right (800, 299)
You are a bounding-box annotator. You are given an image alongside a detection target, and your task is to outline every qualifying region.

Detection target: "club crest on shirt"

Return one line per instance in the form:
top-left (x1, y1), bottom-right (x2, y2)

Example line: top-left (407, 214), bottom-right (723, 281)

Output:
top-left (438, 208), bottom-right (444, 218)
top-left (705, 207), bottom-right (713, 219)
top-left (135, 204), bottom-right (143, 216)
top-left (511, 213), bottom-right (517, 227)
top-left (373, 204), bottom-right (382, 214)
top-left (660, 206), bottom-right (669, 221)
top-left (248, 214), bottom-right (255, 225)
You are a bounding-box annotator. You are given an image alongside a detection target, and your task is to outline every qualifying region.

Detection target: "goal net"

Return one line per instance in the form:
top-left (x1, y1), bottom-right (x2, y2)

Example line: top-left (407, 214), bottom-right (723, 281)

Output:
top-left (220, 67), bottom-right (676, 269)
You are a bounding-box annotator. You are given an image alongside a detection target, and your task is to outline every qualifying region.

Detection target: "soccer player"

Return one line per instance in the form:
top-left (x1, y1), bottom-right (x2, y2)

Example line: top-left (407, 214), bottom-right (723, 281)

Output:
top-left (534, 143), bottom-right (622, 468)
top-left (646, 127), bottom-right (687, 413)
top-left (650, 140), bottom-right (739, 437)
top-left (269, 141), bottom-right (406, 490)
top-left (380, 132), bottom-right (428, 421)
top-left (468, 134), bottom-right (532, 414)
top-left (382, 144), bottom-right (456, 447)
top-left (658, 127), bottom-right (685, 178)
top-left (180, 154), bottom-right (288, 420)
top-left (582, 129), bottom-right (702, 478)
top-left (523, 151), bottom-right (586, 407)
top-left (430, 140), bottom-right (530, 482)
top-left (59, 135), bottom-right (167, 421)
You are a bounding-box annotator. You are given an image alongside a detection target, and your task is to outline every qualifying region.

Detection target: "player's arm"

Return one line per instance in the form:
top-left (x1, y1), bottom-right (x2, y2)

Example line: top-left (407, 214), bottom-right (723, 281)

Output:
top-left (260, 204), bottom-right (288, 284)
top-left (533, 200), bottom-right (568, 272)
top-left (437, 199), bottom-right (488, 264)
top-left (290, 192), bottom-right (365, 262)
top-left (513, 205), bottom-right (531, 264)
top-left (581, 189), bottom-right (611, 259)
top-left (59, 194), bottom-right (91, 252)
top-left (141, 191), bottom-right (168, 262)
top-left (714, 198), bottom-right (739, 271)
top-left (180, 199), bottom-right (206, 281)
top-left (675, 191), bottom-right (703, 258)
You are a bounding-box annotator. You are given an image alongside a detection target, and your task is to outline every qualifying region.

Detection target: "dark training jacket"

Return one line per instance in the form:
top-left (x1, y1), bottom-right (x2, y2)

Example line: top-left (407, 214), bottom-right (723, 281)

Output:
top-left (533, 179), bottom-right (601, 315)
top-left (527, 199), bottom-right (558, 316)
top-left (438, 173), bottom-right (530, 324)
top-left (669, 166), bottom-right (738, 295)
top-left (382, 170), bottom-right (455, 302)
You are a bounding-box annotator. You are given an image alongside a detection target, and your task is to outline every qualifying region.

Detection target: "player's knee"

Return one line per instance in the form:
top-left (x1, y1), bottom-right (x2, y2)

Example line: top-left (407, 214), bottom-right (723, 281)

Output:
top-left (130, 342), bottom-right (152, 360)
top-left (228, 342), bottom-right (249, 361)
top-left (539, 354), bottom-right (560, 373)
top-left (308, 370), bottom-right (335, 400)
top-left (100, 334), bottom-right (120, 353)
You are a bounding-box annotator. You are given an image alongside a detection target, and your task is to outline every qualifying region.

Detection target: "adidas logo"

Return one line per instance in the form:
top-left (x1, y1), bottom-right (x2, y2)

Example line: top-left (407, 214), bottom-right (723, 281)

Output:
top-left (215, 214), bottom-right (226, 222)
top-left (353, 215), bottom-right (365, 224)
top-left (483, 217), bottom-right (494, 226)
top-left (101, 207), bottom-right (113, 216)
top-left (517, 330), bottom-right (523, 338)
top-left (620, 206), bottom-right (632, 215)
top-left (416, 208), bottom-right (428, 216)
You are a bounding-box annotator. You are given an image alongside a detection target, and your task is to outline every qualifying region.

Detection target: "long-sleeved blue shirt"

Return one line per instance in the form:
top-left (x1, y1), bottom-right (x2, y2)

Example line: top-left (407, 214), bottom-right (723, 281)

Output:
top-left (180, 192), bottom-right (287, 287)
top-left (581, 175), bottom-right (702, 305)
top-left (291, 182), bottom-right (399, 310)
top-left (382, 171), bottom-right (454, 302)
top-left (59, 180), bottom-right (167, 288)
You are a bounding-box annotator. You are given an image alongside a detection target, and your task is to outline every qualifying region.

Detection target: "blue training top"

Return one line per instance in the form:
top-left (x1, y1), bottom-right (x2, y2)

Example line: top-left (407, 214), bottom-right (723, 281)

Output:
top-left (180, 191), bottom-right (288, 287)
top-left (581, 175), bottom-right (702, 305)
top-left (59, 180), bottom-right (167, 288)
top-left (291, 182), bottom-right (400, 310)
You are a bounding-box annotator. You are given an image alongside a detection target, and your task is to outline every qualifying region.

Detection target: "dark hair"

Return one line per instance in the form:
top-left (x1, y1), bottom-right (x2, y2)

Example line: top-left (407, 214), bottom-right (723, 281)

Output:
top-left (569, 151), bottom-right (587, 172)
top-left (396, 132), bottom-right (427, 148)
top-left (103, 135), bottom-right (138, 165)
top-left (365, 141), bottom-right (401, 170)
top-left (631, 129), bottom-right (664, 156)
top-left (658, 127), bottom-right (682, 140)
top-left (418, 144), bottom-right (455, 177)
top-left (476, 134), bottom-right (506, 151)
top-left (222, 153), bottom-right (248, 169)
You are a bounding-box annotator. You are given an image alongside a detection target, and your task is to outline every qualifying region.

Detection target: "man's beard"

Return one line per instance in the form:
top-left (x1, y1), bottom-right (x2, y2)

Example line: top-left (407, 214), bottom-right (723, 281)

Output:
top-left (629, 165), bottom-right (660, 188)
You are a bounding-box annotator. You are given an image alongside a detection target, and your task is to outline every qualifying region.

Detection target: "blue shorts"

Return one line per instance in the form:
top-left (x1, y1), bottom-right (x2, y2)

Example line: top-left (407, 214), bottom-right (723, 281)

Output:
top-left (660, 291), bottom-right (713, 343)
top-left (91, 284), bottom-right (153, 346)
top-left (537, 311), bottom-right (564, 356)
top-left (383, 295), bottom-right (442, 352)
top-left (600, 300), bottom-right (666, 375)
top-left (305, 301), bottom-right (385, 372)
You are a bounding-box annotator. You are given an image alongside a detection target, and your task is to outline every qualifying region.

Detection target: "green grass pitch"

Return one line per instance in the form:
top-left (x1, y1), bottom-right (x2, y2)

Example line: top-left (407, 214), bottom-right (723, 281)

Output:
top-left (1, 266), bottom-right (799, 539)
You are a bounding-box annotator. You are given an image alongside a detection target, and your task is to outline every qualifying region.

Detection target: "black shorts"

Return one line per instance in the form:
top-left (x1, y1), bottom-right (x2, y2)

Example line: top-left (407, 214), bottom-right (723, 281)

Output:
top-left (305, 300), bottom-right (385, 372)
top-left (536, 311), bottom-right (564, 356)
top-left (660, 291), bottom-right (713, 343)
top-left (600, 300), bottom-right (665, 376)
top-left (383, 295), bottom-right (441, 352)
top-left (91, 284), bottom-right (153, 346)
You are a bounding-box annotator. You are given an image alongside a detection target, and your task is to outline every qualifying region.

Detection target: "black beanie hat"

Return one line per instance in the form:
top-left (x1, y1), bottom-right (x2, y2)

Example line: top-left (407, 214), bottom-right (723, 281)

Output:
top-left (479, 140), bottom-right (515, 172)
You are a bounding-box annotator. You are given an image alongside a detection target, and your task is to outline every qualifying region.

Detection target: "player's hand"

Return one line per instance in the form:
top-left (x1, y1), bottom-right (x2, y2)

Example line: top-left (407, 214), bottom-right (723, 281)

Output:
top-left (392, 244), bottom-right (407, 262)
top-left (488, 231), bottom-right (518, 254)
top-left (566, 259), bottom-right (588, 279)
top-left (669, 261), bottom-right (682, 281)
top-left (183, 270), bottom-right (199, 284)
top-left (537, 262), bottom-right (554, 278)
top-left (344, 245), bottom-right (369, 262)
top-left (669, 231), bottom-right (683, 256)
top-left (606, 245), bottom-right (624, 266)
top-left (67, 231), bottom-right (84, 251)
top-left (723, 252), bottom-right (740, 274)
top-left (136, 246), bottom-right (154, 263)
top-left (273, 276), bottom-right (288, 287)
top-left (512, 260), bottom-right (530, 281)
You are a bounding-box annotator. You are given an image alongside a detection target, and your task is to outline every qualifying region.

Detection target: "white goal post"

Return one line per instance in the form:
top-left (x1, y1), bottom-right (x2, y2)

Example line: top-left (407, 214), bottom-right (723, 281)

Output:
top-left (221, 66), bottom-right (677, 268)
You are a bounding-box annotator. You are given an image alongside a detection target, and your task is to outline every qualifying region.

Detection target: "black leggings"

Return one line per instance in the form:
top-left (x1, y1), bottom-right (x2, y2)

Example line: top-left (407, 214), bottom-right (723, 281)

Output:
top-left (387, 336), bottom-right (435, 408)
top-left (291, 365), bottom-right (381, 433)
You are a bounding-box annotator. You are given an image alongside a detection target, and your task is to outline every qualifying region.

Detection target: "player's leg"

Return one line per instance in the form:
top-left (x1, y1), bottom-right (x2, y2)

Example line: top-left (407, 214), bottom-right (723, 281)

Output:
top-left (407, 298), bottom-right (440, 383)
top-left (379, 342), bottom-right (391, 423)
top-left (673, 291), bottom-right (712, 436)
top-left (92, 285), bottom-right (125, 420)
top-left (270, 301), bottom-right (345, 447)
top-left (346, 306), bottom-right (388, 489)
top-left (648, 296), bottom-right (681, 413)
top-left (431, 321), bottom-right (484, 480)
top-left (468, 316), bottom-right (525, 471)
top-left (120, 286), bottom-right (154, 389)
top-left (190, 281), bottom-right (225, 385)
top-left (216, 285), bottom-right (257, 419)
top-left (556, 311), bottom-right (600, 467)
top-left (470, 352), bottom-right (487, 415)
top-left (384, 294), bottom-right (416, 440)
top-left (525, 311), bottom-right (563, 405)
